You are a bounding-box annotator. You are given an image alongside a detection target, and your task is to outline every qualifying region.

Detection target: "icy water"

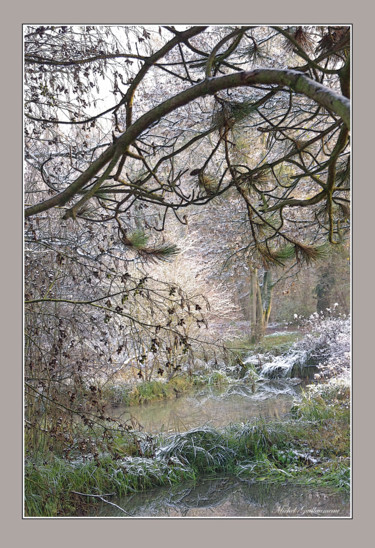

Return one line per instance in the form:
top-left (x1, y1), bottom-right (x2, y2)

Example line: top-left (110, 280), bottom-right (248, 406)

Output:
top-left (108, 380), bottom-right (302, 434)
top-left (91, 476), bottom-right (350, 518)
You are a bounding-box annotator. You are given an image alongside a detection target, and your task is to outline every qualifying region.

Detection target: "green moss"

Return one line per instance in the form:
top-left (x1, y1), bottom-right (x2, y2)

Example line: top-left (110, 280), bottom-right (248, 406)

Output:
top-left (226, 331), bottom-right (302, 359)
top-left (254, 332), bottom-right (302, 354)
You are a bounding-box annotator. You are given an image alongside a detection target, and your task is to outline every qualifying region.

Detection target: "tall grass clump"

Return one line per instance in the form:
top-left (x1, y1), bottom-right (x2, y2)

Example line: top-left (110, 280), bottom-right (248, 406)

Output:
top-left (25, 454), bottom-right (196, 517)
top-left (157, 427), bottom-right (235, 473)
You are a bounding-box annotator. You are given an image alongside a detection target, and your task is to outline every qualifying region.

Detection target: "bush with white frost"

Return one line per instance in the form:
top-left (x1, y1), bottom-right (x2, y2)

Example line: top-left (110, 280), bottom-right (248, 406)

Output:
top-left (257, 309), bottom-right (350, 380)
top-left (294, 309), bottom-right (350, 380)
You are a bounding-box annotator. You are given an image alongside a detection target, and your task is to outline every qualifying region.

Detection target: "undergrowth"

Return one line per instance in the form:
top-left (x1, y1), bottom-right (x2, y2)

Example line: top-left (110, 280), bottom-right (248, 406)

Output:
top-left (25, 380), bottom-right (350, 517)
top-left (102, 372), bottom-right (229, 408)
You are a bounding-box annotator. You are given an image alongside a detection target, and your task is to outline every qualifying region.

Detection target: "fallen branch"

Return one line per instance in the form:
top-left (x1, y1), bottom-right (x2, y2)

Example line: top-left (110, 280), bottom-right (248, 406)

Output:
top-left (71, 491), bottom-right (131, 515)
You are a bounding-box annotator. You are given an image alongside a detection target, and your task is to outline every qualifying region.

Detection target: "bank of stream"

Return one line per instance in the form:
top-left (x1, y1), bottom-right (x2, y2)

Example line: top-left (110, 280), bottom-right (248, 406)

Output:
top-left (25, 324), bottom-right (351, 518)
top-left (82, 377), bottom-right (349, 518)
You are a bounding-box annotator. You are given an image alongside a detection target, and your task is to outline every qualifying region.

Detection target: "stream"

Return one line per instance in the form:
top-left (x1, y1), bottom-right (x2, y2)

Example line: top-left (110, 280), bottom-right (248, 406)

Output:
top-left (92, 476), bottom-right (350, 518)
top-left (108, 380), bottom-right (302, 433)
top-left (89, 378), bottom-right (350, 517)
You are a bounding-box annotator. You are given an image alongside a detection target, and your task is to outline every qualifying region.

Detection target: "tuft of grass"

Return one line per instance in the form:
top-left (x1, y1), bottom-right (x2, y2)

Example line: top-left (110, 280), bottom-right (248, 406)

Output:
top-left (24, 454), bottom-right (196, 517)
top-left (157, 427), bottom-right (235, 473)
top-left (131, 380), bottom-right (168, 404)
top-left (102, 377), bottom-right (194, 408)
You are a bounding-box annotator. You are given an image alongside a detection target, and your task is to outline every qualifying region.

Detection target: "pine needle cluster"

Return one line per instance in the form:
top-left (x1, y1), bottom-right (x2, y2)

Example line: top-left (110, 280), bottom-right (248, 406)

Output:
top-left (335, 158), bottom-right (350, 187)
top-left (212, 99), bottom-right (257, 134)
top-left (283, 26), bottom-right (314, 53)
top-left (190, 170), bottom-right (219, 196)
top-left (257, 241), bottom-right (329, 267)
top-left (316, 27), bottom-right (350, 56)
top-left (122, 229), bottom-right (180, 263)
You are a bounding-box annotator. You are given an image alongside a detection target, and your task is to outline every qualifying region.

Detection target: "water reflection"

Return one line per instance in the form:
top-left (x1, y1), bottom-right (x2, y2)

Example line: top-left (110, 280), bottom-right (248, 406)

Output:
top-left (108, 380), bottom-right (302, 433)
top-left (91, 476), bottom-right (350, 518)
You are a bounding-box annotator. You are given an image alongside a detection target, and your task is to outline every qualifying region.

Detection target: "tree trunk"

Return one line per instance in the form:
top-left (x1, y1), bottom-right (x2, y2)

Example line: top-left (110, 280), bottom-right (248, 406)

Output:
top-left (249, 267), bottom-right (273, 343)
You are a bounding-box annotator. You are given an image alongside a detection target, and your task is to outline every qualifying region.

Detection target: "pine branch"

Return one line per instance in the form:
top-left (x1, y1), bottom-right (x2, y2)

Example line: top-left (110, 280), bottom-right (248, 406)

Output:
top-left (121, 229), bottom-right (180, 263)
top-left (139, 243), bottom-right (180, 264)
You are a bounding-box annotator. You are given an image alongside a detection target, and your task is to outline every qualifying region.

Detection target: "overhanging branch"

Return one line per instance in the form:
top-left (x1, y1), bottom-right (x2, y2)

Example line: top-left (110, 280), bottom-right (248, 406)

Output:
top-left (25, 68), bottom-right (350, 219)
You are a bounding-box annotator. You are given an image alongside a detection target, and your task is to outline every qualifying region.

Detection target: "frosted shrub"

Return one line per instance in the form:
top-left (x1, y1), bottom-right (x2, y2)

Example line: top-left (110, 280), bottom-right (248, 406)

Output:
top-left (258, 310), bottom-right (350, 380)
top-left (294, 309), bottom-right (350, 380)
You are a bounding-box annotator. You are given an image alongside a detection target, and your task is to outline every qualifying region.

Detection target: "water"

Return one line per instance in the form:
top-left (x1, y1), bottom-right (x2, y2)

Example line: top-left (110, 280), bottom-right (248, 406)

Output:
top-left (244, 346), bottom-right (314, 379)
top-left (90, 476), bottom-right (350, 517)
top-left (93, 363), bottom-right (349, 518)
top-left (108, 380), bottom-right (302, 434)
